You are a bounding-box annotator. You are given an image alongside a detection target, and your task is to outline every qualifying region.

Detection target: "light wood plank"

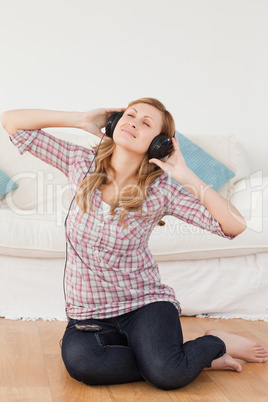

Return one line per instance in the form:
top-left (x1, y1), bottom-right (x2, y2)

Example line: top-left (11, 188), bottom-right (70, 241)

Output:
top-left (0, 387), bottom-right (53, 402)
top-left (206, 367), bottom-right (268, 402)
top-left (0, 319), bottom-right (49, 387)
top-left (168, 374), bottom-right (230, 402)
top-left (37, 319), bottom-right (66, 355)
top-left (1, 317), bottom-right (268, 401)
top-left (44, 354), bottom-right (113, 402)
top-left (108, 381), bottom-right (174, 401)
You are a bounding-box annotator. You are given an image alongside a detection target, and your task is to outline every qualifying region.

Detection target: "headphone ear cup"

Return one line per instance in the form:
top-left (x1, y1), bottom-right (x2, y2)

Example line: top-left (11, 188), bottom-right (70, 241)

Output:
top-left (148, 134), bottom-right (174, 160)
top-left (105, 112), bottom-right (123, 138)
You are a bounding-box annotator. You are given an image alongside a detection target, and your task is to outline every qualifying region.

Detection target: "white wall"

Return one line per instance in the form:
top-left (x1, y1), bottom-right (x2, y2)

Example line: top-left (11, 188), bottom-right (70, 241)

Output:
top-left (1, 0), bottom-right (267, 174)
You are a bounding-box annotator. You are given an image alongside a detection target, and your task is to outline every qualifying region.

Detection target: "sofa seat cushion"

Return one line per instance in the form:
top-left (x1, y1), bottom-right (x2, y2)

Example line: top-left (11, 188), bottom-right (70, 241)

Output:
top-left (150, 215), bottom-right (268, 260)
top-left (0, 209), bottom-right (66, 258)
top-left (1, 206), bottom-right (267, 260)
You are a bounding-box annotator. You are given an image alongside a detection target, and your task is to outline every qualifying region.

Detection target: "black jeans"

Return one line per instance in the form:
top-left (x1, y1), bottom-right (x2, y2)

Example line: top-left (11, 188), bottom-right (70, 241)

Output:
top-left (61, 301), bottom-right (226, 390)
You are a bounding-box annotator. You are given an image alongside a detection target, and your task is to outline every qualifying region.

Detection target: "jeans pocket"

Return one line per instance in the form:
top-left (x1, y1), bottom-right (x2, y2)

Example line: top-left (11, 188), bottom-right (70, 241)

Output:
top-left (96, 330), bottom-right (129, 347)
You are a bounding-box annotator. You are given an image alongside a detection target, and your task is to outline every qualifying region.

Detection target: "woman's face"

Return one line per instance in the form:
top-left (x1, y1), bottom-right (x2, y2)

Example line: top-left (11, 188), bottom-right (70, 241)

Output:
top-left (113, 103), bottom-right (164, 157)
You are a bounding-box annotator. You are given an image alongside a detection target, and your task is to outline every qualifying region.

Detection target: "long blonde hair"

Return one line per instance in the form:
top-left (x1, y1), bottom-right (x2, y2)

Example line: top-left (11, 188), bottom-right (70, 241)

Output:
top-left (75, 98), bottom-right (175, 228)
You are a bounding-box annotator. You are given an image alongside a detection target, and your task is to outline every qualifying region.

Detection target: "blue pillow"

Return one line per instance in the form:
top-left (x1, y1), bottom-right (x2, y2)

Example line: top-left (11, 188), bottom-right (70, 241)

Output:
top-left (0, 169), bottom-right (18, 196)
top-left (173, 131), bottom-right (235, 191)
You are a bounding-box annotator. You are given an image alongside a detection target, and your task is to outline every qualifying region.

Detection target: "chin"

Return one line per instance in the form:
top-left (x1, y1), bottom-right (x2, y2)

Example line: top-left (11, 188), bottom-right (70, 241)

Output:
top-left (114, 133), bottom-right (133, 148)
top-left (114, 141), bottom-right (145, 157)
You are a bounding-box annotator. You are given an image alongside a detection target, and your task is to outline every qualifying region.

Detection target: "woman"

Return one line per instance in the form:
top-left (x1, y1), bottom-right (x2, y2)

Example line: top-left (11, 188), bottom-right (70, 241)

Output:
top-left (1, 98), bottom-right (267, 390)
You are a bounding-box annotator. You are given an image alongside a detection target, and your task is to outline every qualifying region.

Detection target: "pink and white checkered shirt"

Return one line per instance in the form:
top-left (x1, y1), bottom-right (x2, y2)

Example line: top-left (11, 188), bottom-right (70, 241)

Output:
top-left (10, 129), bottom-right (235, 320)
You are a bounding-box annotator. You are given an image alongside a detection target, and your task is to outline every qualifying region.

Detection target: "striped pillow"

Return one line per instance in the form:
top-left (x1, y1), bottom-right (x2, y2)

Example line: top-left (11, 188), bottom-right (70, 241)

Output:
top-left (174, 131), bottom-right (235, 191)
top-left (0, 169), bottom-right (18, 196)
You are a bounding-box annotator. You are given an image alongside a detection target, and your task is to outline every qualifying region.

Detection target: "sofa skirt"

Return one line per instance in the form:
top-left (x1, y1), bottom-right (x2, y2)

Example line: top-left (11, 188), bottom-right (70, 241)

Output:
top-left (0, 253), bottom-right (267, 321)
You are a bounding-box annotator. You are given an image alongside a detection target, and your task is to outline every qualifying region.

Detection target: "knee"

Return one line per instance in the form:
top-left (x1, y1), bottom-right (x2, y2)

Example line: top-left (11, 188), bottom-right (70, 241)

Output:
top-left (61, 338), bottom-right (100, 385)
top-left (142, 360), bottom-right (192, 390)
top-left (61, 342), bottom-right (87, 383)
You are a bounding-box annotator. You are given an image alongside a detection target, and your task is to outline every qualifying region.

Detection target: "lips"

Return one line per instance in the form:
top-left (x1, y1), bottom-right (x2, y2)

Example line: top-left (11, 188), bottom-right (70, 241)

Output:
top-left (122, 128), bottom-right (136, 138)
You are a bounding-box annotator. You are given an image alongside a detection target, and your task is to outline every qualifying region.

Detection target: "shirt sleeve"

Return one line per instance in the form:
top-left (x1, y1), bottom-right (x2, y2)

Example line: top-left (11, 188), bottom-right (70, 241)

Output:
top-left (160, 174), bottom-right (237, 240)
top-left (9, 129), bottom-right (95, 178)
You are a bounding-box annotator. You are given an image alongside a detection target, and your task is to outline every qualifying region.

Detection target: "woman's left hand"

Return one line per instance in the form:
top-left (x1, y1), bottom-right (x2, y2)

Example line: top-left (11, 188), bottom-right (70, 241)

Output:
top-left (149, 136), bottom-right (188, 180)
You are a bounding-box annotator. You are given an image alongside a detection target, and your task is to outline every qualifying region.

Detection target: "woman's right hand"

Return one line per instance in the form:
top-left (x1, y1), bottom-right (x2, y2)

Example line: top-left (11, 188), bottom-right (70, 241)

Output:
top-left (81, 108), bottom-right (125, 140)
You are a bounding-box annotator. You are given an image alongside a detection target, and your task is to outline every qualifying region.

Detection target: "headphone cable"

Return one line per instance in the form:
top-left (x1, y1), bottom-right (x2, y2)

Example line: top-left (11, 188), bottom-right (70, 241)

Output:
top-left (62, 132), bottom-right (106, 314)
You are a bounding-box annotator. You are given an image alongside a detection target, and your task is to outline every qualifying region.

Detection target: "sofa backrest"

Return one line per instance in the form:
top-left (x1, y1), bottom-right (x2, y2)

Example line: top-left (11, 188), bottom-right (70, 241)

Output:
top-left (0, 126), bottom-right (250, 213)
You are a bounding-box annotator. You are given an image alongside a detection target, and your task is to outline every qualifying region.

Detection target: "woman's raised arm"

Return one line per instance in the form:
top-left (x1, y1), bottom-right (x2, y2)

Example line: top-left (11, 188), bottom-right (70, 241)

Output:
top-left (0, 109), bottom-right (83, 135)
top-left (150, 136), bottom-right (247, 236)
top-left (1, 108), bottom-right (124, 138)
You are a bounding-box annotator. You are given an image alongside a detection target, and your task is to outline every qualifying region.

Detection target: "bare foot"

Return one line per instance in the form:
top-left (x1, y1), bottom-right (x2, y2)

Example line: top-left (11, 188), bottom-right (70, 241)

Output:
top-left (205, 329), bottom-right (268, 363)
top-left (205, 353), bottom-right (242, 372)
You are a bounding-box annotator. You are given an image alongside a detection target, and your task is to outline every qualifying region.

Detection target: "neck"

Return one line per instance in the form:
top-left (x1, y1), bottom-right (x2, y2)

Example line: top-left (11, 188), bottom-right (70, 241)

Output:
top-left (109, 145), bottom-right (143, 186)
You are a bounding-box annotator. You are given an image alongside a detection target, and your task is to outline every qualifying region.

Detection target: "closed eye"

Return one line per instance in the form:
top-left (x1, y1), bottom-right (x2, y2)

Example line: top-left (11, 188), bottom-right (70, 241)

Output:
top-left (126, 113), bottom-right (150, 127)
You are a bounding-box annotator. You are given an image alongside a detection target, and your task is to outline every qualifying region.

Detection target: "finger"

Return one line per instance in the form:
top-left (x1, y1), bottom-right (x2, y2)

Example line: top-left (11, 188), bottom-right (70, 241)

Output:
top-left (105, 108), bottom-right (125, 114)
top-left (172, 136), bottom-right (180, 149)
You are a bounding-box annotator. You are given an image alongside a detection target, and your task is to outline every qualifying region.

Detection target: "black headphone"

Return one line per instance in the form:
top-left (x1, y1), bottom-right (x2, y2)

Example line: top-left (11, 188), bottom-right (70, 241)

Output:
top-left (105, 111), bottom-right (174, 160)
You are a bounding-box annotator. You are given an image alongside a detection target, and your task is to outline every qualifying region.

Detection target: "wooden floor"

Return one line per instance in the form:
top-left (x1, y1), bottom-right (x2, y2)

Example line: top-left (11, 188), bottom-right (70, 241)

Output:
top-left (0, 316), bottom-right (267, 402)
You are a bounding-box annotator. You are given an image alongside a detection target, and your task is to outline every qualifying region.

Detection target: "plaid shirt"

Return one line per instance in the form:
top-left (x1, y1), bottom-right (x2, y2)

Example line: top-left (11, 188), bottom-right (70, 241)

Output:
top-left (10, 129), bottom-right (235, 320)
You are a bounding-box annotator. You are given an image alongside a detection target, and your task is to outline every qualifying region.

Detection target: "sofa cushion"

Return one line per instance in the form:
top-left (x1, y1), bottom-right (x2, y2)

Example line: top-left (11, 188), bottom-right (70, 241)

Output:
top-left (0, 209), bottom-right (66, 258)
top-left (1, 175), bottom-right (267, 259)
top-left (150, 215), bottom-right (268, 260)
top-left (184, 134), bottom-right (250, 198)
top-left (174, 131), bottom-right (235, 190)
top-left (0, 169), bottom-right (18, 196)
top-left (0, 198), bottom-right (267, 259)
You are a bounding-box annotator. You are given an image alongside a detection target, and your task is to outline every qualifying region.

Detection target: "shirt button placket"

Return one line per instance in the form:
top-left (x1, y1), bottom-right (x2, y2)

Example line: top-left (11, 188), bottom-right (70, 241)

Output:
top-left (94, 215), bottom-right (104, 262)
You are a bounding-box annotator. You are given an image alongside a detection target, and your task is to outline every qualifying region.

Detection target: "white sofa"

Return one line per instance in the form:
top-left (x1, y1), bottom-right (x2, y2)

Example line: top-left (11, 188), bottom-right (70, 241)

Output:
top-left (0, 126), bottom-right (267, 321)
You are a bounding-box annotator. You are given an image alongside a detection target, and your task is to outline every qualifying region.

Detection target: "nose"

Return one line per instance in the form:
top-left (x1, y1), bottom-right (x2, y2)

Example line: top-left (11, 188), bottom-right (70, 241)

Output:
top-left (128, 120), bottom-right (137, 129)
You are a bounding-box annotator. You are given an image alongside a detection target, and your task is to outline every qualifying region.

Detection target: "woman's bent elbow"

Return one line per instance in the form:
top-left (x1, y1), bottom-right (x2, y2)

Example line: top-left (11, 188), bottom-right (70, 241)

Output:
top-left (235, 216), bottom-right (247, 235)
top-left (0, 111), bottom-right (16, 135)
